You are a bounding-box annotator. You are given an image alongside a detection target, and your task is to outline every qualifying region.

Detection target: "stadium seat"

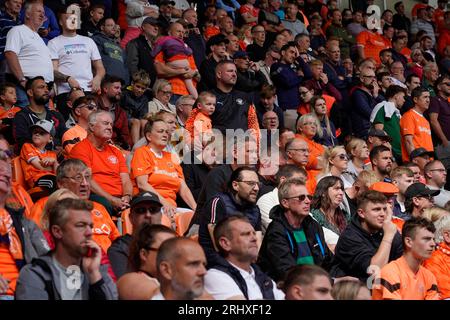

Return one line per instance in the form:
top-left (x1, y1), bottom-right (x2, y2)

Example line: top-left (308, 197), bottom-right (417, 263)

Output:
top-left (11, 156), bottom-right (27, 189)
top-left (120, 209), bottom-right (132, 235)
top-left (175, 210), bottom-right (194, 236)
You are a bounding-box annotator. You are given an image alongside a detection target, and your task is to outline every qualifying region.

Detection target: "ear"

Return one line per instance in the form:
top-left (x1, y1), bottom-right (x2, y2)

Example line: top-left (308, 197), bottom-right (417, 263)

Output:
top-left (218, 237), bottom-right (232, 252)
top-left (27, 88), bottom-right (33, 99)
top-left (357, 208), bottom-right (365, 220)
top-left (139, 248), bottom-right (149, 263)
top-left (144, 131), bottom-right (152, 142)
top-left (443, 230), bottom-right (450, 244)
top-left (404, 236), bottom-right (413, 250)
top-left (51, 225), bottom-right (63, 240)
top-left (159, 261), bottom-right (173, 280)
top-left (280, 198), bottom-right (289, 210)
top-left (74, 107), bottom-right (82, 117)
top-left (232, 180), bottom-right (239, 192)
top-left (412, 197), bottom-right (420, 207)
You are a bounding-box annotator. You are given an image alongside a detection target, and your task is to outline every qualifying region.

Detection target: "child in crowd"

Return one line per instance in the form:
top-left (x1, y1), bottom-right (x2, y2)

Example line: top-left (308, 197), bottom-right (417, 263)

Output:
top-left (20, 120), bottom-right (58, 191)
top-left (121, 70), bottom-right (151, 145)
top-left (185, 91), bottom-right (216, 152)
top-left (151, 33), bottom-right (199, 98)
top-left (0, 83), bottom-right (21, 146)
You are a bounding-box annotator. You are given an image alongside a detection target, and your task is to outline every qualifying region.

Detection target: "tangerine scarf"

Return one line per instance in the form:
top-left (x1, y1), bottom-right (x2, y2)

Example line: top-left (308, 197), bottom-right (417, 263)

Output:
top-left (0, 208), bottom-right (23, 261)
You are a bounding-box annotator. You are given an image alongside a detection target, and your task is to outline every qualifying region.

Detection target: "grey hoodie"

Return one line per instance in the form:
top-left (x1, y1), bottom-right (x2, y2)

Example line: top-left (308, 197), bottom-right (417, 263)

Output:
top-left (15, 254), bottom-right (118, 300)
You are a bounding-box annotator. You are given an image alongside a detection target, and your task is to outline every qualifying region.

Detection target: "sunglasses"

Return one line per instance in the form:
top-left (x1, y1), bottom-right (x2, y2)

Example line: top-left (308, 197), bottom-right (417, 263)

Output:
top-left (133, 207), bottom-right (162, 215)
top-left (77, 103), bottom-right (97, 110)
top-left (286, 194), bottom-right (313, 202)
top-left (337, 154), bottom-right (349, 160)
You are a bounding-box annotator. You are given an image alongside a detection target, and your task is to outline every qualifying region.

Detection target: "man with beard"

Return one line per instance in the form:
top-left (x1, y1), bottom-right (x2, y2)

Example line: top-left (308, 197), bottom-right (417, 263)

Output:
top-left (350, 68), bottom-right (383, 140)
top-left (257, 178), bottom-right (333, 282)
top-left (204, 215), bottom-right (285, 300)
top-left (69, 111), bottom-right (133, 216)
top-left (153, 238), bottom-right (207, 300)
top-left (95, 75), bottom-right (132, 150)
top-left (370, 146), bottom-right (394, 181)
top-left (13, 76), bottom-right (66, 152)
top-left (15, 198), bottom-right (118, 300)
top-left (199, 166), bottom-right (262, 267)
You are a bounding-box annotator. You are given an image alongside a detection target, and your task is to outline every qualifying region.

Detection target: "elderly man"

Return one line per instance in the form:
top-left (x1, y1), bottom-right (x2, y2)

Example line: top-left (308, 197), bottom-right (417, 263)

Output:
top-left (69, 110), bottom-right (133, 216)
top-left (204, 215), bottom-right (284, 300)
top-left (4, 0), bottom-right (53, 107)
top-left (108, 191), bottom-right (163, 279)
top-left (285, 138), bottom-right (317, 194)
top-left (424, 160), bottom-right (450, 208)
top-left (153, 238), bottom-right (207, 300)
top-left (258, 178), bottom-right (333, 282)
top-left (15, 198), bottom-right (118, 300)
top-left (29, 158), bottom-right (120, 253)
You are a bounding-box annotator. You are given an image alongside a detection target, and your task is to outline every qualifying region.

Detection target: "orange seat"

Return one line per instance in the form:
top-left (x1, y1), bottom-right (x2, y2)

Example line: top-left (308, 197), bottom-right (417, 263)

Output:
top-left (121, 209), bottom-right (132, 235)
top-left (11, 156), bottom-right (26, 189)
top-left (175, 210), bottom-right (194, 236)
top-left (161, 214), bottom-right (172, 229)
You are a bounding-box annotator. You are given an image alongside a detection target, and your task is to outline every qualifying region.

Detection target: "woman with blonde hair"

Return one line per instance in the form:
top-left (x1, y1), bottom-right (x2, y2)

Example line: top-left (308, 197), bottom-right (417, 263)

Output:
top-left (332, 280), bottom-right (371, 300)
top-left (422, 207), bottom-right (449, 223)
top-left (147, 79), bottom-right (176, 115)
top-left (310, 95), bottom-right (338, 147)
top-left (318, 145), bottom-right (353, 189)
top-left (295, 113), bottom-right (326, 172)
top-left (342, 170), bottom-right (380, 216)
top-left (343, 137), bottom-right (371, 186)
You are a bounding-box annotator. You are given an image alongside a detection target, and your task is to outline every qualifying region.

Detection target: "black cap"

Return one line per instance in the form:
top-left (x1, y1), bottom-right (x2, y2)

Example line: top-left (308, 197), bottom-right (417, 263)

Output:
top-left (130, 191), bottom-right (162, 208)
top-left (410, 147), bottom-right (434, 160)
top-left (206, 34), bottom-right (229, 49)
top-left (367, 128), bottom-right (392, 141)
top-left (160, 0), bottom-right (175, 6)
top-left (233, 51), bottom-right (249, 59)
top-left (405, 183), bottom-right (440, 200)
top-left (142, 17), bottom-right (161, 26)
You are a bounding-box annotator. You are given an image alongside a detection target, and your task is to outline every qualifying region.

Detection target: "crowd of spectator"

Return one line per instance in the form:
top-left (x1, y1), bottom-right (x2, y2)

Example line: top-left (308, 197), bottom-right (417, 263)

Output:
top-left (0, 0), bottom-right (449, 301)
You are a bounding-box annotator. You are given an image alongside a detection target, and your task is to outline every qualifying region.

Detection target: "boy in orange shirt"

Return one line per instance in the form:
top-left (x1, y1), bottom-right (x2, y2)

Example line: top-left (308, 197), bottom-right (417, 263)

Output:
top-left (20, 120), bottom-right (58, 191)
top-left (185, 91), bottom-right (216, 152)
top-left (0, 83), bottom-right (21, 146)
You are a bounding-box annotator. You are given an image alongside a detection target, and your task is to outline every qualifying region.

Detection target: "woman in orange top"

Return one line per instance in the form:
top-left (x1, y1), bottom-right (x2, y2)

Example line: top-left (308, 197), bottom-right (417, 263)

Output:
top-left (424, 214), bottom-right (450, 300)
top-left (130, 119), bottom-right (197, 215)
top-left (295, 113), bottom-right (326, 172)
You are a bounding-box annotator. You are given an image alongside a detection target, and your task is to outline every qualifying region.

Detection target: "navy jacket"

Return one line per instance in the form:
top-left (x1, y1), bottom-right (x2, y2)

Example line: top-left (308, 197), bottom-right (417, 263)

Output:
top-left (350, 86), bottom-right (384, 139)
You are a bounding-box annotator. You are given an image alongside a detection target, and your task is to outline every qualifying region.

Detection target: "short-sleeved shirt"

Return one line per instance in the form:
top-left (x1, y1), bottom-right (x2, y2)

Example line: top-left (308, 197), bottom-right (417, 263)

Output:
top-left (69, 138), bottom-right (128, 196)
top-left (0, 106), bottom-right (21, 120)
top-left (399, 109), bottom-right (433, 162)
top-left (131, 146), bottom-right (183, 206)
top-left (373, 107), bottom-right (402, 159)
top-left (372, 256), bottom-right (440, 300)
top-left (20, 143), bottom-right (57, 187)
top-left (48, 35), bottom-right (101, 94)
top-left (428, 95), bottom-right (450, 143)
top-left (62, 124), bottom-right (87, 156)
top-left (356, 30), bottom-right (386, 65)
top-left (5, 24), bottom-right (53, 82)
top-left (154, 51), bottom-right (197, 96)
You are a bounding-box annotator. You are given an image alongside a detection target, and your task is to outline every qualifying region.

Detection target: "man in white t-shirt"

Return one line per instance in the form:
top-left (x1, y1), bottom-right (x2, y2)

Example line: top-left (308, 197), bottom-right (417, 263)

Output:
top-left (4, 0), bottom-right (53, 107)
top-left (204, 215), bottom-right (285, 300)
top-left (48, 9), bottom-right (105, 120)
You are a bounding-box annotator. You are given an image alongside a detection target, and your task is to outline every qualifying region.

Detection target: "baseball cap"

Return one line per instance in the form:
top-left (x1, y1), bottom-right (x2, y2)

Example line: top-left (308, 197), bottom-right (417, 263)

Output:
top-left (130, 191), bottom-right (162, 208)
top-left (30, 120), bottom-right (56, 136)
top-left (370, 181), bottom-right (399, 195)
top-left (367, 128), bottom-right (392, 141)
top-left (404, 183), bottom-right (440, 200)
top-left (409, 147), bottom-right (434, 160)
top-left (142, 17), bottom-right (161, 26)
top-left (233, 51), bottom-right (249, 59)
top-left (160, 0), bottom-right (175, 6)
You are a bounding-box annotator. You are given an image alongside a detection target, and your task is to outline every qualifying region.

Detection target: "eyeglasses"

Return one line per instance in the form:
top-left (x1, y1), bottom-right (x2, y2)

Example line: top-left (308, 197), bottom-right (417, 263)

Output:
top-left (78, 103), bottom-right (97, 110)
top-left (286, 194), bottom-right (313, 202)
top-left (64, 174), bottom-right (92, 183)
top-left (160, 90), bottom-right (172, 95)
top-left (236, 180), bottom-right (261, 188)
top-left (336, 154), bottom-right (349, 160)
top-left (299, 90), bottom-right (310, 95)
top-left (442, 82), bottom-right (450, 86)
top-left (288, 148), bottom-right (309, 153)
top-left (429, 168), bottom-right (446, 172)
top-left (133, 206), bottom-right (162, 215)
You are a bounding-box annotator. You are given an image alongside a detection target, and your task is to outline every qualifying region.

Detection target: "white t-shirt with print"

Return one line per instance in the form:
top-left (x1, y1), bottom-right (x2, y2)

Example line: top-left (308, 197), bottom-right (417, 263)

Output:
top-left (48, 34), bottom-right (102, 94)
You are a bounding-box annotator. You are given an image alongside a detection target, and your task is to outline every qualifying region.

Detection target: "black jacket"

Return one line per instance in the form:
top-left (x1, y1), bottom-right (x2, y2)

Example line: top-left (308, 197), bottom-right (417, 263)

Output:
top-left (211, 256), bottom-right (275, 300)
top-left (125, 35), bottom-right (157, 86)
top-left (13, 106), bottom-right (67, 152)
top-left (107, 234), bottom-right (132, 279)
top-left (257, 205), bottom-right (333, 282)
top-left (330, 214), bottom-right (403, 282)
